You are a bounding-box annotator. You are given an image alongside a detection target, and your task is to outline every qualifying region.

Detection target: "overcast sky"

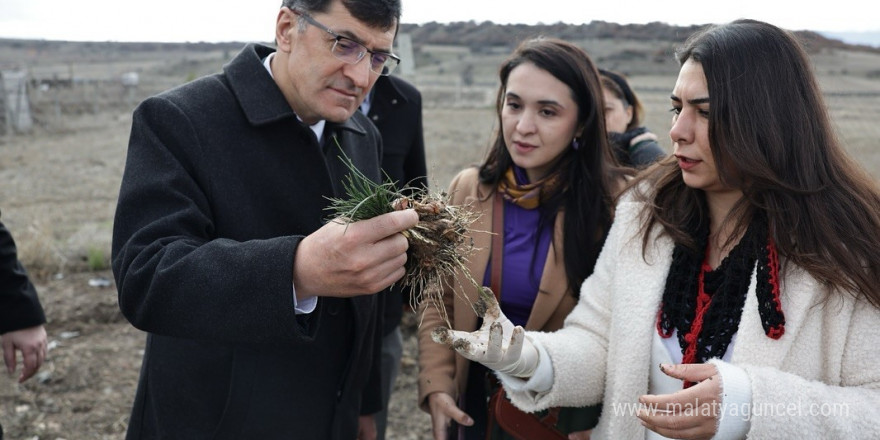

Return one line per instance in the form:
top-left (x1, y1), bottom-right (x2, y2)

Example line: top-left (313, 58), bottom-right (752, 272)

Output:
top-left (1, 0), bottom-right (878, 44)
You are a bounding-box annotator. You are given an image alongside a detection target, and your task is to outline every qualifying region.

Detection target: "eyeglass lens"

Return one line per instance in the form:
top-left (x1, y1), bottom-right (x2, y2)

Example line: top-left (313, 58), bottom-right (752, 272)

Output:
top-left (332, 38), bottom-right (397, 75)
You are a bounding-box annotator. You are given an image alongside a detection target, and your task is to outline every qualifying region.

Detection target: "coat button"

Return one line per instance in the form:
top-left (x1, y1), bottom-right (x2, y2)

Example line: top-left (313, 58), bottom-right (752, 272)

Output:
top-left (372, 115), bottom-right (379, 121)
top-left (328, 303), bottom-right (340, 316)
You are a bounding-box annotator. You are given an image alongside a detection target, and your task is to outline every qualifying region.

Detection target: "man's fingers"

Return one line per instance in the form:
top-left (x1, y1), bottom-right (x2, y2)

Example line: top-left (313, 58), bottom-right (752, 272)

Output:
top-left (19, 345), bottom-right (43, 383)
top-left (356, 209), bottom-right (419, 243)
top-left (19, 356), bottom-right (37, 382)
top-left (2, 340), bottom-right (15, 375)
top-left (364, 252), bottom-right (408, 291)
top-left (38, 342), bottom-right (46, 372)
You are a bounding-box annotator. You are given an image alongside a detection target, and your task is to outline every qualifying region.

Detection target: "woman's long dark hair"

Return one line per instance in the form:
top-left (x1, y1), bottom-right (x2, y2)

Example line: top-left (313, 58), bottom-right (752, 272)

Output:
top-left (478, 37), bottom-right (628, 296)
top-left (632, 19), bottom-right (880, 307)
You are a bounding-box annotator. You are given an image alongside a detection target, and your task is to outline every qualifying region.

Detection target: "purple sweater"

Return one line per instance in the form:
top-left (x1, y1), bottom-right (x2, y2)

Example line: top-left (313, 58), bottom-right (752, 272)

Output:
top-left (482, 171), bottom-right (554, 326)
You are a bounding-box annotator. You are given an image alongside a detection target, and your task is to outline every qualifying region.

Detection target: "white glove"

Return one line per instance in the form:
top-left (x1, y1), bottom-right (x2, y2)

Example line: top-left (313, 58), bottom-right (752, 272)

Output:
top-left (431, 288), bottom-right (539, 378)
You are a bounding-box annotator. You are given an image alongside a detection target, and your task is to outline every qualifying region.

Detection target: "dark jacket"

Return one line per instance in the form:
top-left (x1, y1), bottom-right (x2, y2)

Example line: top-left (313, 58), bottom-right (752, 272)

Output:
top-left (610, 126), bottom-right (666, 168)
top-left (0, 217), bottom-right (45, 334)
top-left (366, 74), bottom-right (427, 334)
top-left (112, 44), bottom-right (384, 440)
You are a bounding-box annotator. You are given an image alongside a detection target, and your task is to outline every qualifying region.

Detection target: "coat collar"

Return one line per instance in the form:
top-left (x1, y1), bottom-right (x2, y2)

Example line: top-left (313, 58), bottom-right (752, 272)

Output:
top-left (224, 44), bottom-right (369, 137)
top-left (731, 262), bottom-right (820, 368)
top-left (641, 227), bottom-right (819, 370)
top-left (459, 176), bottom-right (572, 332)
top-left (370, 75), bottom-right (410, 108)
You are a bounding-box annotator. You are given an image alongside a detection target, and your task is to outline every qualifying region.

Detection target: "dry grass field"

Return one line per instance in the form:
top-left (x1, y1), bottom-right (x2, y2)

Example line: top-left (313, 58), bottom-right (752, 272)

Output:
top-left (0, 35), bottom-right (878, 439)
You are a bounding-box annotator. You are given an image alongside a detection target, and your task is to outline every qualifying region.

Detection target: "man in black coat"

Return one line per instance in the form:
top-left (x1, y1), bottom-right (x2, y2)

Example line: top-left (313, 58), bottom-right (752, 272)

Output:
top-left (111, 1), bottom-right (417, 438)
top-left (361, 74), bottom-right (427, 439)
top-left (1, 216), bottom-right (48, 440)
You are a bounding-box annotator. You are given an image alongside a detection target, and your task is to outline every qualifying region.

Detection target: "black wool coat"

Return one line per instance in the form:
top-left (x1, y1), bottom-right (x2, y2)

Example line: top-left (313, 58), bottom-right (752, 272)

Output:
top-left (366, 74), bottom-right (427, 335)
top-left (112, 44), bottom-right (384, 440)
top-left (0, 217), bottom-right (45, 334)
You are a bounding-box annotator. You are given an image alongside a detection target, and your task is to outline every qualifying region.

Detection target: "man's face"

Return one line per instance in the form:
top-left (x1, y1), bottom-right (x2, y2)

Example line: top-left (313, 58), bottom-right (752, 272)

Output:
top-left (272, 1), bottom-right (396, 125)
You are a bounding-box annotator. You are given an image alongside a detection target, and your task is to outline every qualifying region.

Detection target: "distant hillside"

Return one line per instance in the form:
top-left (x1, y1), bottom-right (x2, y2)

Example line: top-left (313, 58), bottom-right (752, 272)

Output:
top-left (820, 31), bottom-right (880, 48)
top-left (399, 20), bottom-right (880, 54)
top-left (1, 20), bottom-right (877, 61)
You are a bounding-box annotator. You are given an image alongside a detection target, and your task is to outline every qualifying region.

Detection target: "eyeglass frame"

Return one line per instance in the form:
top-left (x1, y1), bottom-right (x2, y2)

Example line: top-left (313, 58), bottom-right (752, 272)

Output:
top-left (291, 8), bottom-right (401, 76)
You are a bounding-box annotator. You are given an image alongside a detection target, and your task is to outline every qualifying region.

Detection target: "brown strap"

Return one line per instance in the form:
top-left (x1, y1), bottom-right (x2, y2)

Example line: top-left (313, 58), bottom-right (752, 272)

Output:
top-left (486, 191), bottom-right (504, 440)
top-left (488, 191), bottom-right (564, 437)
top-left (490, 191), bottom-right (504, 300)
top-left (485, 388), bottom-right (501, 440)
top-left (541, 407), bottom-right (562, 426)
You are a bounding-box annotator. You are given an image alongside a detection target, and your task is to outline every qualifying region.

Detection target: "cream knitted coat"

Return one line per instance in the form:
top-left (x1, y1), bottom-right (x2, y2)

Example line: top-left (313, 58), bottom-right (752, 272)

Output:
top-left (503, 196), bottom-right (880, 439)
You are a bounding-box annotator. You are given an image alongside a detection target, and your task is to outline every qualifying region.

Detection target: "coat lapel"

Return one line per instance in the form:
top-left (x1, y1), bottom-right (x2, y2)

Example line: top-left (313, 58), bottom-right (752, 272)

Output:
top-left (606, 229), bottom-right (674, 439)
top-left (525, 212), bottom-right (570, 331)
top-left (731, 263), bottom-right (819, 367)
top-left (454, 190), bottom-right (492, 334)
top-left (462, 190), bottom-right (573, 332)
top-left (365, 77), bottom-right (407, 127)
top-left (224, 44), bottom-right (296, 127)
top-left (622, 231), bottom-right (673, 392)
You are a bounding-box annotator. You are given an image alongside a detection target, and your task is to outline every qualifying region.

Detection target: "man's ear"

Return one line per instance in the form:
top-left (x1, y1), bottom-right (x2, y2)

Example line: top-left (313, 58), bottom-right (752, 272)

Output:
top-left (275, 7), bottom-right (295, 51)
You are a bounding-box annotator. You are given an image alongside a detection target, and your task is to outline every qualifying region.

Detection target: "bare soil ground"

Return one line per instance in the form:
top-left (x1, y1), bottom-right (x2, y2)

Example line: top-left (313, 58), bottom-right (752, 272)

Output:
top-left (0, 104), bottom-right (494, 440)
top-left (1, 44), bottom-right (878, 439)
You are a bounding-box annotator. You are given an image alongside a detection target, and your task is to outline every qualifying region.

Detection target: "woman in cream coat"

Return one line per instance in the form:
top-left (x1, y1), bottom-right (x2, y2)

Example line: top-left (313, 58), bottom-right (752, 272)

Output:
top-left (434, 20), bottom-right (880, 439)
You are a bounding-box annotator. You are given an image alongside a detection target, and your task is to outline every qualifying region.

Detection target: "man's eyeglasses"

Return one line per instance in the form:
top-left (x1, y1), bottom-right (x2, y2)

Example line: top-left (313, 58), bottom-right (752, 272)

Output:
top-left (293, 9), bottom-right (400, 76)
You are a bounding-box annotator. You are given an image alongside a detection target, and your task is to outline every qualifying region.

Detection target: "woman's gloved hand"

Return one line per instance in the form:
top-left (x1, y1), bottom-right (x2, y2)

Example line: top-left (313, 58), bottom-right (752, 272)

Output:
top-left (431, 287), bottom-right (539, 378)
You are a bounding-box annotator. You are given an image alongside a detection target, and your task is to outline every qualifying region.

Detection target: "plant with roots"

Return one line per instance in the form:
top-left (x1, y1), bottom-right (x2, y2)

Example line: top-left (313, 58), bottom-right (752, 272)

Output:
top-left (324, 145), bottom-right (484, 326)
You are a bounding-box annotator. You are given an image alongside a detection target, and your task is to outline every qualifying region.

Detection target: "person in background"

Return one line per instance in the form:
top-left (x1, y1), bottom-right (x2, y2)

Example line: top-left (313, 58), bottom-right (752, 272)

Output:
top-left (111, 0), bottom-right (418, 438)
top-left (599, 68), bottom-right (666, 167)
top-left (361, 73), bottom-right (428, 440)
top-left (418, 37), bottom-right (632, 440)
top-left (1, 216), bottom-right (48, 440)
top-left (436, 19), bottom-right (880, 439)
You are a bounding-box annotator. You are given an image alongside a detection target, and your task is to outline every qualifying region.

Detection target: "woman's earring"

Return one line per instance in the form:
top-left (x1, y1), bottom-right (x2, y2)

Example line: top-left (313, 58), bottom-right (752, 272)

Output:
top-left (571, 139), bottom-right (580, 150)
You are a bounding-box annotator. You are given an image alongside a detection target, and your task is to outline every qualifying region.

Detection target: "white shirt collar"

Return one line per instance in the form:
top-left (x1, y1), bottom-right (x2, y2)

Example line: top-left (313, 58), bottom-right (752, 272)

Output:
top-left (262, 52), bottom-right (326, 143)
top-left (359, 87), bottom-right (373, 116)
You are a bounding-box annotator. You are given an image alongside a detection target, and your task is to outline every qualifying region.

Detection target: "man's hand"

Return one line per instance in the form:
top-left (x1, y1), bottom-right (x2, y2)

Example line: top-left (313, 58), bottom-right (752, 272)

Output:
top-left (293, 209), bottom-right (418, 298)
top-left (1, 324), bottom-right (48, 383)
top-left (431, 289), bottom-right (539, 378)
top-left (357, 414), bottom-right (377, 440)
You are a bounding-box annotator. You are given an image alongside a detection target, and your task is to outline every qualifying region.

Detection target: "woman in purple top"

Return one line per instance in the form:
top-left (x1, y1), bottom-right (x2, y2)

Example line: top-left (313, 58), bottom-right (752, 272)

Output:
top-left (417, 37), bottom-right (631, 440)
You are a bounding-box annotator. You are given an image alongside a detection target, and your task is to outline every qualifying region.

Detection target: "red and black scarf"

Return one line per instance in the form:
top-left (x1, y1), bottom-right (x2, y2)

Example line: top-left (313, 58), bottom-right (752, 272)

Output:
top-left (656, 213), bottom-right (785, 380)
